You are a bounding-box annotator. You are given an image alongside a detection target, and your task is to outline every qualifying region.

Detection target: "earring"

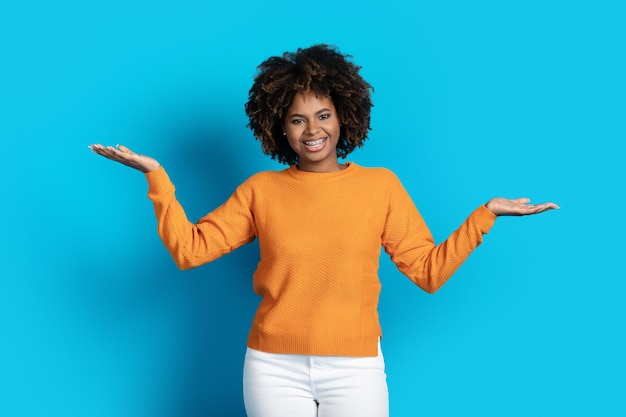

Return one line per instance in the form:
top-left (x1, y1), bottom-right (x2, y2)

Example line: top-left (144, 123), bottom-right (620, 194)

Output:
top-left (283, 132), bottom-right (286, 135)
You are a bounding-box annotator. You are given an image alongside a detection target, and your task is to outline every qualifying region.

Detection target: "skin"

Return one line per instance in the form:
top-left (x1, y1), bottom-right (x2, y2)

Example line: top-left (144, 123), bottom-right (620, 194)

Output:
top-left (282, 91), bottom-right (344, 173)
top-left (88, 92), bottom-right (559, 215)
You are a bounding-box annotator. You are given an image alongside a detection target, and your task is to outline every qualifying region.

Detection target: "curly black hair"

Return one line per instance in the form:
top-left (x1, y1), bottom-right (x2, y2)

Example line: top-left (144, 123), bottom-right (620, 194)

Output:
top-left (245, 44), bottom-right (373, 166)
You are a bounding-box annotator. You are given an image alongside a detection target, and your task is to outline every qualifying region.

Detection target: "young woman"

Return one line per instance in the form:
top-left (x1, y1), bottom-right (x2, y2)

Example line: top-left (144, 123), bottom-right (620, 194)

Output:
top-left (89, 44), bottom-right (558, 417)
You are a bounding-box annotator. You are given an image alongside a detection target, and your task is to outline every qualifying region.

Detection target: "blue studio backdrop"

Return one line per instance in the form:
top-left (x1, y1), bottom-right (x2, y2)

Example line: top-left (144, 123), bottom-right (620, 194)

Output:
top-left (1, 1), bottom-right (625, 416)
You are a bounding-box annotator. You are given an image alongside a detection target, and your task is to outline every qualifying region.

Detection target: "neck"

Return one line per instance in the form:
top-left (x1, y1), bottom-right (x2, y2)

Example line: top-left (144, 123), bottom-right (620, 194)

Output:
top-left (297, 161), bottom-right (347, 173)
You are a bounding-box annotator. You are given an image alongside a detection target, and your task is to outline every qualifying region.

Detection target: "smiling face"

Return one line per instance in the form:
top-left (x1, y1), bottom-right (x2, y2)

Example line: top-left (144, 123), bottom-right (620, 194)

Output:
top-left (283, 90), bottom-right (343, 172)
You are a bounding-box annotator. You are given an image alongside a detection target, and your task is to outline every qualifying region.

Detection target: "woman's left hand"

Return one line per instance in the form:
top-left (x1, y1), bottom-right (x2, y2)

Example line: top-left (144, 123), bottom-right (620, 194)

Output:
top-left (486, 198), bottom-right (560, 216)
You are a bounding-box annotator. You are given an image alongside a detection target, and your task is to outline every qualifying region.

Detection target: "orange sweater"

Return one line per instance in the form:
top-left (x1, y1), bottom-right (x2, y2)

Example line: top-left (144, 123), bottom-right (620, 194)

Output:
top-left (145, 163), bottom-right (496, 356)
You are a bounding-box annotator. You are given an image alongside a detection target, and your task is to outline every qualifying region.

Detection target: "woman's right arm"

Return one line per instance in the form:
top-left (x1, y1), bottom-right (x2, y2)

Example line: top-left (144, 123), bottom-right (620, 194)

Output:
top-left (89, 144), bottom-right (256, 269)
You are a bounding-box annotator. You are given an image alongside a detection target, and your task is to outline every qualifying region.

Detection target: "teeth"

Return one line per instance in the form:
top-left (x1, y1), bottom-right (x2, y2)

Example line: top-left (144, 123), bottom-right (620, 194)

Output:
top-left (304, 138), bottom-right (325, 146)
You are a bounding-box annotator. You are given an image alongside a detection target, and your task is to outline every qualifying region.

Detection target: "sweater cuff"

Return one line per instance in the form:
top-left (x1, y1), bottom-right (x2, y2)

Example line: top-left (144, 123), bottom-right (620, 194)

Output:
top-left (145, 166), bottom-right (175, 196)
top-left (473, 204), bottom-right (498, 234)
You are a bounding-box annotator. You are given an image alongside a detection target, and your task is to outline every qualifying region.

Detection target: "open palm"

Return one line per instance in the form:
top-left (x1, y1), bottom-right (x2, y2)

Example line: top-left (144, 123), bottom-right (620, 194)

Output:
top-left (486, 197), bottom-right (559, 216)
top-left (89, 144), bottom-right (160, 173)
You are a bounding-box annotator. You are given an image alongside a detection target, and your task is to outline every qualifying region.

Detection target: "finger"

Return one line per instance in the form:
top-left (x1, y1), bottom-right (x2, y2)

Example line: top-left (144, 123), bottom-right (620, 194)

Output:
top-left (512, 197), bottom-right (531, 205)
top-left (540, 203), bottom-right (560, 211)
top-left (90, 144), bottom-right (116, 159)
top-left (90, 144), bottom-right (118, 157)
top-left (88, 144), bottom-right (106, 153)
top-left (116, 144), bottom-right (134, 154)
top-left (535, 205), bottom-right (552, 214)
top-left (531, 205), bottom-right (547, 213)
top-left (95, 146), bottom-right (135, 165)
top-left (106, 146), bottom-right (132, 159)
top-left (528, 203), bottom-right (559, 214)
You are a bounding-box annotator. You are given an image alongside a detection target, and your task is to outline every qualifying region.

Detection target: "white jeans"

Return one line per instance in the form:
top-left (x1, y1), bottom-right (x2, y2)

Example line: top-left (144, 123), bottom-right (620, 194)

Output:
top-left (243, 342), bottom-right (389, 417)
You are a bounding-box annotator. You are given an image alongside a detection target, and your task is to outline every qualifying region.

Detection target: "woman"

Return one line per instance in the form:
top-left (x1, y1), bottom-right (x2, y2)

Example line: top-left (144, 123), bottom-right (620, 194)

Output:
top-left (90, 44), bottom-right (558, 417)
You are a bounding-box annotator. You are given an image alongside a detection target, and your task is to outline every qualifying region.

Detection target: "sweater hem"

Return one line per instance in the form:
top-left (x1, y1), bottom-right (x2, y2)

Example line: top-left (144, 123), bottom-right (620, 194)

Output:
top-left (247, 332), bottom-right (381, 357)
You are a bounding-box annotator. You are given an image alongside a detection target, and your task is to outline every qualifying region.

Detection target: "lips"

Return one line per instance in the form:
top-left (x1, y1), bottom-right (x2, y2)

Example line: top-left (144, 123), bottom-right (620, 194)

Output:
top-left (303, 138), bottom-right (327, 151)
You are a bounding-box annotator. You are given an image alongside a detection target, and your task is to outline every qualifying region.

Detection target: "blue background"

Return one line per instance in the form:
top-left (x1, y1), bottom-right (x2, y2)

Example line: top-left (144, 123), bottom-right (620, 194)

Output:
top-left (1, 0), bottom-right (624, 416)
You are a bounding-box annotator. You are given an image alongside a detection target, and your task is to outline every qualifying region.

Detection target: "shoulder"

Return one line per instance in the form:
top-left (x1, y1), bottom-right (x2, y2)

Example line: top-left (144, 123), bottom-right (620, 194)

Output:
top-left (237, 168), bottom-right (290, 189)
top-left (351, 164), bottom-right (404, 187)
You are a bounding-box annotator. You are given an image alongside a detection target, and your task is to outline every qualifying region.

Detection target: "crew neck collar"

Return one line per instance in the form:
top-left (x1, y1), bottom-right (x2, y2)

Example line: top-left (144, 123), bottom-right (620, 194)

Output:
top-left (286, 162), bottom-right (357, 179)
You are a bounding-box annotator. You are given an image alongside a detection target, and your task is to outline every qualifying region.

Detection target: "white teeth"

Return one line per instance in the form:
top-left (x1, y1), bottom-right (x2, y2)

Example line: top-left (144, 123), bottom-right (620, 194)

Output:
top-left (304, 138), bottom-right (325, 146)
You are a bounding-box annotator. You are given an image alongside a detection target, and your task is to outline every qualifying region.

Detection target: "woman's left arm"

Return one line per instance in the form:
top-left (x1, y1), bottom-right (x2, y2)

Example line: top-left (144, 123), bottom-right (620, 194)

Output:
top-left (382, 177), bottom-right (559, 293)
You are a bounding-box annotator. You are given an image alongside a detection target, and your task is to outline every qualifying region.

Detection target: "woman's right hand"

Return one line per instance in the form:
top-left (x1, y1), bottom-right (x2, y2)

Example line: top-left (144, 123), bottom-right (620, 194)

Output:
top-left (88, 144), bottom-right (161, 173)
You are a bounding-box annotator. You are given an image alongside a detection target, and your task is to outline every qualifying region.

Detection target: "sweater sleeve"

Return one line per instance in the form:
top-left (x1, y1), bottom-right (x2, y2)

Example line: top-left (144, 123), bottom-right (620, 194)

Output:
top-left (145, 167), bottom-right (256, 270)
top-left (381, 174), bottom-right (496, 293)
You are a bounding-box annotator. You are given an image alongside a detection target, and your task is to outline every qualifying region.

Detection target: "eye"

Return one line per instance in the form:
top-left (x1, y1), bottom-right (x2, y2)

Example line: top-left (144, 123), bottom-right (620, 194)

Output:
top-left (319, 113), bottom-right (330, 120)
top-left (291, 119), bottom-right (304, 125)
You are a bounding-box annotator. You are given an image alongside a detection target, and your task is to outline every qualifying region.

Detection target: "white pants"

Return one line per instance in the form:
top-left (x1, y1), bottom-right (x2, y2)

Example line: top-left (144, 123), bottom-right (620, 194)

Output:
top-left (243, 343), bottom-right (389, 417)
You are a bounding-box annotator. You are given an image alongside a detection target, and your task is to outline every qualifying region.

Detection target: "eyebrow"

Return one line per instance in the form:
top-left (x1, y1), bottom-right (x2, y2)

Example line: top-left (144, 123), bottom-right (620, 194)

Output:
top-left (287, 108), bottom-right (333, 118)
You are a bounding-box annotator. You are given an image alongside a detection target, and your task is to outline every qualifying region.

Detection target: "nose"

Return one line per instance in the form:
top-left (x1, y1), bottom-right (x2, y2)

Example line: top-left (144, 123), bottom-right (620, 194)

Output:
top-left (305, 120), bottom-right (320, 135)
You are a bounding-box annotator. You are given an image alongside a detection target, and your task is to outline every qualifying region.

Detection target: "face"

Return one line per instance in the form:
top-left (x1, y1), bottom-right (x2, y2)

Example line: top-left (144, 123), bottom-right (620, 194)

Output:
top-left (283, 90), bottom-right (342, 172)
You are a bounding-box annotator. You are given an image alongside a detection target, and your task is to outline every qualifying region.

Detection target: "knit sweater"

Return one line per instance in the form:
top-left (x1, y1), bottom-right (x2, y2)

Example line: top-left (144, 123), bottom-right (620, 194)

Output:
top-left (145, 162), bottom-right (497, 357)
